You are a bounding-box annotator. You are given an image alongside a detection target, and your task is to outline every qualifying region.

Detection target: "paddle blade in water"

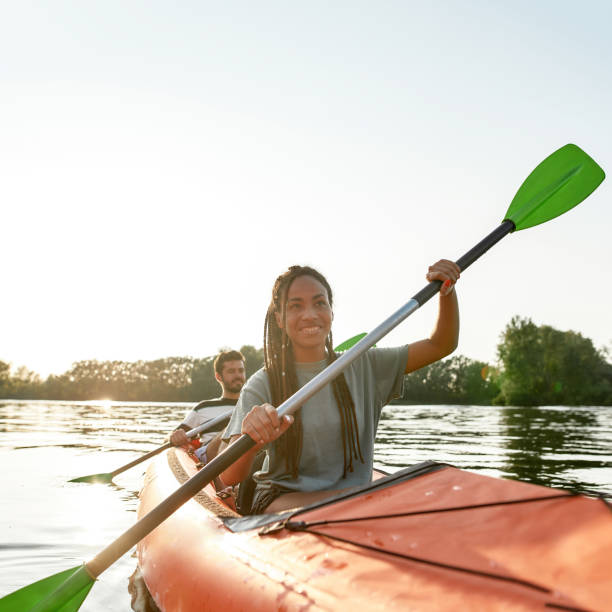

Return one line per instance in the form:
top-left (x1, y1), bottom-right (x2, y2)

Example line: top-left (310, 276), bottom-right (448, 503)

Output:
top-left (504, 143), bottom-right (605, 231)
top-left (69, 472), bottom-right (113, 484)
top-left (0, 565), bottom-right (94, 612)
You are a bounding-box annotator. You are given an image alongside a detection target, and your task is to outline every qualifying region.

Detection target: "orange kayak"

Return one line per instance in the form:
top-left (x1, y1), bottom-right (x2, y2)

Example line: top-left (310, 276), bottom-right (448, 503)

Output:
top-left (137, 448), bottom-right (612, 611)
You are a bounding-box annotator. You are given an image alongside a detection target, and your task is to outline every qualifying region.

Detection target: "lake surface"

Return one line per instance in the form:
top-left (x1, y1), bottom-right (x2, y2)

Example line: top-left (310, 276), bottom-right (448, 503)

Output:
top-left (1, 400), bottom-right (611, 610)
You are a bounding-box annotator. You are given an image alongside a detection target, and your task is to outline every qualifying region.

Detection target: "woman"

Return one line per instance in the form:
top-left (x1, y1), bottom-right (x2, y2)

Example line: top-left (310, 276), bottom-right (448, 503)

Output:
top-left (222, 260), bottom-right (460, 514)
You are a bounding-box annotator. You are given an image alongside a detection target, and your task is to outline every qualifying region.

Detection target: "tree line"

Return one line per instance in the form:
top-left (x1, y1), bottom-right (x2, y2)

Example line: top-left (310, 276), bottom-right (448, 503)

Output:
top-left (399, 316), bottom-right (612, 406)
top-left (1, 318), bottom-right (611, 406)
top-left (0, 345), bottom-right (265, 402)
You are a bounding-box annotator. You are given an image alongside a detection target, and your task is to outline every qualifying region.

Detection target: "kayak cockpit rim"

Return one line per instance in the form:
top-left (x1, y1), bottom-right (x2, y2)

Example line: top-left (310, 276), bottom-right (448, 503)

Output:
top-left (222, 460), bottom-right (448, 533)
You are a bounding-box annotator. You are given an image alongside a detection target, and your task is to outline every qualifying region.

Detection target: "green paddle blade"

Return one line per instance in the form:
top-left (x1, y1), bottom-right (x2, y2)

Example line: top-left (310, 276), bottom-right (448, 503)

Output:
top-left (69, 472), bottom-right (113, 484)
top-left (504, 143), bottom-right (605, 231)
top-left (0, 565), bottom-right (94, 612)
top-left (335, 333), bottom-right (372, 352)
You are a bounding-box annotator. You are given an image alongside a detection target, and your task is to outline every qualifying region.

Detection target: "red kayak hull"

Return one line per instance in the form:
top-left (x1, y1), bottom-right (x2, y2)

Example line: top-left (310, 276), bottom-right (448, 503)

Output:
top-left (137, 449), bottom-right (612, 611)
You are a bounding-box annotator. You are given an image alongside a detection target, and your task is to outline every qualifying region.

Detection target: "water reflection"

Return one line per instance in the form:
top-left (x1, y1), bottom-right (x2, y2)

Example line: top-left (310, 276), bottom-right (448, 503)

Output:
top-left (1, 400), bottom-right (611, 611)
top-left (500, 406), bottom-right (609, 492)
top-left (376, 404), bottom-right (612, 495)
top-left (2, 401), bottom-right (611, 498)
top-left (0, 399), bottom-right (189, 451)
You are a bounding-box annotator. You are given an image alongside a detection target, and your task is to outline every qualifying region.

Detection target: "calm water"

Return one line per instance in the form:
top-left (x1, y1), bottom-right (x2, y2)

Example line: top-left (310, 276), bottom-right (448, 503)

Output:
top-left (1, 400), bottom-right (611, 611)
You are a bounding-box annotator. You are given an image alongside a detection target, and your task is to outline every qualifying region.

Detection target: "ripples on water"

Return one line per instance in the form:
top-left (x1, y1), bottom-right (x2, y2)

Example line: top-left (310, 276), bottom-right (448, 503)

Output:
top-left (376, 403), bottom-right (612, 494)
top-left (0, 400), bottom-right (190, 611)
top-left (1, 400), bottom-right (611, 610)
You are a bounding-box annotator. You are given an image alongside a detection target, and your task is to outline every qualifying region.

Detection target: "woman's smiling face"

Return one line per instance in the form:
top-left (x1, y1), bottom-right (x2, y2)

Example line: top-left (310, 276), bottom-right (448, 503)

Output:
top-left (276, 274), bottom-right (333, 362)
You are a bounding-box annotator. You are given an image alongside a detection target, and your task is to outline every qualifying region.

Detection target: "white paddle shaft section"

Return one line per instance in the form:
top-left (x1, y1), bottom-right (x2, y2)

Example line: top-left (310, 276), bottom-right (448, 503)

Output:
top-left (185, 409), bottom-right (233, 438)
top-left (277, 298), bottom-right (420, 418)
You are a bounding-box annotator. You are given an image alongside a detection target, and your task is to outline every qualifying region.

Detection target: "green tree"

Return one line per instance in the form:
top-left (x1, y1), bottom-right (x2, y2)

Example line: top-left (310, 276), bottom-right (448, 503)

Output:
top-left (25, 347), bottom-right (266, 401)
top-left (450, 356), bottom-right (500, 404)
top-left (400, 359), bottom-right (452, 404)
top-left (0, 364), bottom-right (41, 399)
top-left (494, 316), bottom-right (612, 406)
top-left (189, 356), bottom-right (217, 400)
top-left (400, 355), bottom-right (499, 404)
top-left (0, 360), bottom-right (12, 397)
top-left (239, 345), bottom-right (264, 378)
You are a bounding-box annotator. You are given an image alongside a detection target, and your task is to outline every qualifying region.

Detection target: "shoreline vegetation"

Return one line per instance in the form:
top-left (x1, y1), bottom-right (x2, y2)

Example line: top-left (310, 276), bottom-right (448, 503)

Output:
top-left (2, 317), bottom-right (611, 407)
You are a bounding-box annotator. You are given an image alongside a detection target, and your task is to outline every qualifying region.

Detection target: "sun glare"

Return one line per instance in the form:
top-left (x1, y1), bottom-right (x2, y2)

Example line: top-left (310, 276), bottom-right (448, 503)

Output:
top-left (86, 399), bottom-right (113, 411)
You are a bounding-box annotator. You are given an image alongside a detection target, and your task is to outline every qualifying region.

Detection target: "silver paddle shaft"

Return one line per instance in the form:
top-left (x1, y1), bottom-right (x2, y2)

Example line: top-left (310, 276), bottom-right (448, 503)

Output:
top-left (277, 298), bottom-right (420, 418)
top-left (185, 409), bottom-right (233, 438)
top-left (276, 222), bottom-right (518, 419)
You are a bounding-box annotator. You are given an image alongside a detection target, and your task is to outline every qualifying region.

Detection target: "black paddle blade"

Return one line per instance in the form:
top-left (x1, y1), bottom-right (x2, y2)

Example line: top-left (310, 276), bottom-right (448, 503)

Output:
top-left (504, 143), bottom-right (605, 231)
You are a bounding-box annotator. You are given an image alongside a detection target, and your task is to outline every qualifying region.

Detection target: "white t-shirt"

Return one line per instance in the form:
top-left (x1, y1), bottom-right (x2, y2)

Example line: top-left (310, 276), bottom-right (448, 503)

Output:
top-left (180, 398), bottom-right (237, 446)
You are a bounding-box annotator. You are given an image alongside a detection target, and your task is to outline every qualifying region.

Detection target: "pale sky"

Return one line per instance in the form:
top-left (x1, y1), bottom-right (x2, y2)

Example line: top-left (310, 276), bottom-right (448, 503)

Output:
top-left (2, 1), bottom-right (611, 378)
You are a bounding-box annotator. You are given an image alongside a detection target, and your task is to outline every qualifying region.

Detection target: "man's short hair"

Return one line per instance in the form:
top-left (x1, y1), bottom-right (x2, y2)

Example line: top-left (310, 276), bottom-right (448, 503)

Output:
top-left (214, 350), bottom-right (245, 375)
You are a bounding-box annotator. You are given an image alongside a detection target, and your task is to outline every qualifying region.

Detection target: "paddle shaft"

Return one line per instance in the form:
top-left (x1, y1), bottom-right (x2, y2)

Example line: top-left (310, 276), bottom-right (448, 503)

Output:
top-left (107, 410), bottom-right (233, 478)
top-left (86, 434), bottom-right (255, 576)
top-left (4, 143), bottom-right (605, 612)
top-left (83, 218), bottom-right (515, 578)
top-left (276, 219), bottom-right (515, 419)
top-left (109, 442), bottom-right (171, 478)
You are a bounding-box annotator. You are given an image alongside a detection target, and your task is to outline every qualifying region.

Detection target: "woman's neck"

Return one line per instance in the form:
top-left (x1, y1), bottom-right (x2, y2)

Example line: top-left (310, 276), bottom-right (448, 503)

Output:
top-left (291, 345), bottom-right (327, 363)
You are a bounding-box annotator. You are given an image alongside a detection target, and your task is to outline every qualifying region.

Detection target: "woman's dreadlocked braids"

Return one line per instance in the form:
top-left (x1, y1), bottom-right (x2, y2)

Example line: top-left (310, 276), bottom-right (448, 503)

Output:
top-left (263, 265), bottom-right (364, 479)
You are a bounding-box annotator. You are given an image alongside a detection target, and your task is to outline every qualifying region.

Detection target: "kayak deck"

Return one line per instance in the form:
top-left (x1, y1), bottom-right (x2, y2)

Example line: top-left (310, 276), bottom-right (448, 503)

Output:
top-left (137, 449), bottom-right (612, 611)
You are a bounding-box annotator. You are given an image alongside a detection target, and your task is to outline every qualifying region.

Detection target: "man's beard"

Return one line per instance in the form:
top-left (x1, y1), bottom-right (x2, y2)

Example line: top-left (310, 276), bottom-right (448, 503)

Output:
top-left (225, 379), bottom-right (244, 394)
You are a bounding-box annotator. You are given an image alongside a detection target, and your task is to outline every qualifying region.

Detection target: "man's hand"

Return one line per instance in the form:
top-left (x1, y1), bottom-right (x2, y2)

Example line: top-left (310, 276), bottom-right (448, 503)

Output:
top-left (170, 429), bottom-right (190, 446)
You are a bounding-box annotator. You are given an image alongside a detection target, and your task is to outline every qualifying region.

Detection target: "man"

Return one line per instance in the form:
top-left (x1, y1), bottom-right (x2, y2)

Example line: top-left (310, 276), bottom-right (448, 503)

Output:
top-left (169, 349), bottom-right (246, 463)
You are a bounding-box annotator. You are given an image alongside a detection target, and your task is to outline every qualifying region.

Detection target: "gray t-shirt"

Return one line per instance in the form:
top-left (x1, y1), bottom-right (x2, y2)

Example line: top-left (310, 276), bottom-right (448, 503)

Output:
top-left (224, 345), bottom-right (408, 494)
